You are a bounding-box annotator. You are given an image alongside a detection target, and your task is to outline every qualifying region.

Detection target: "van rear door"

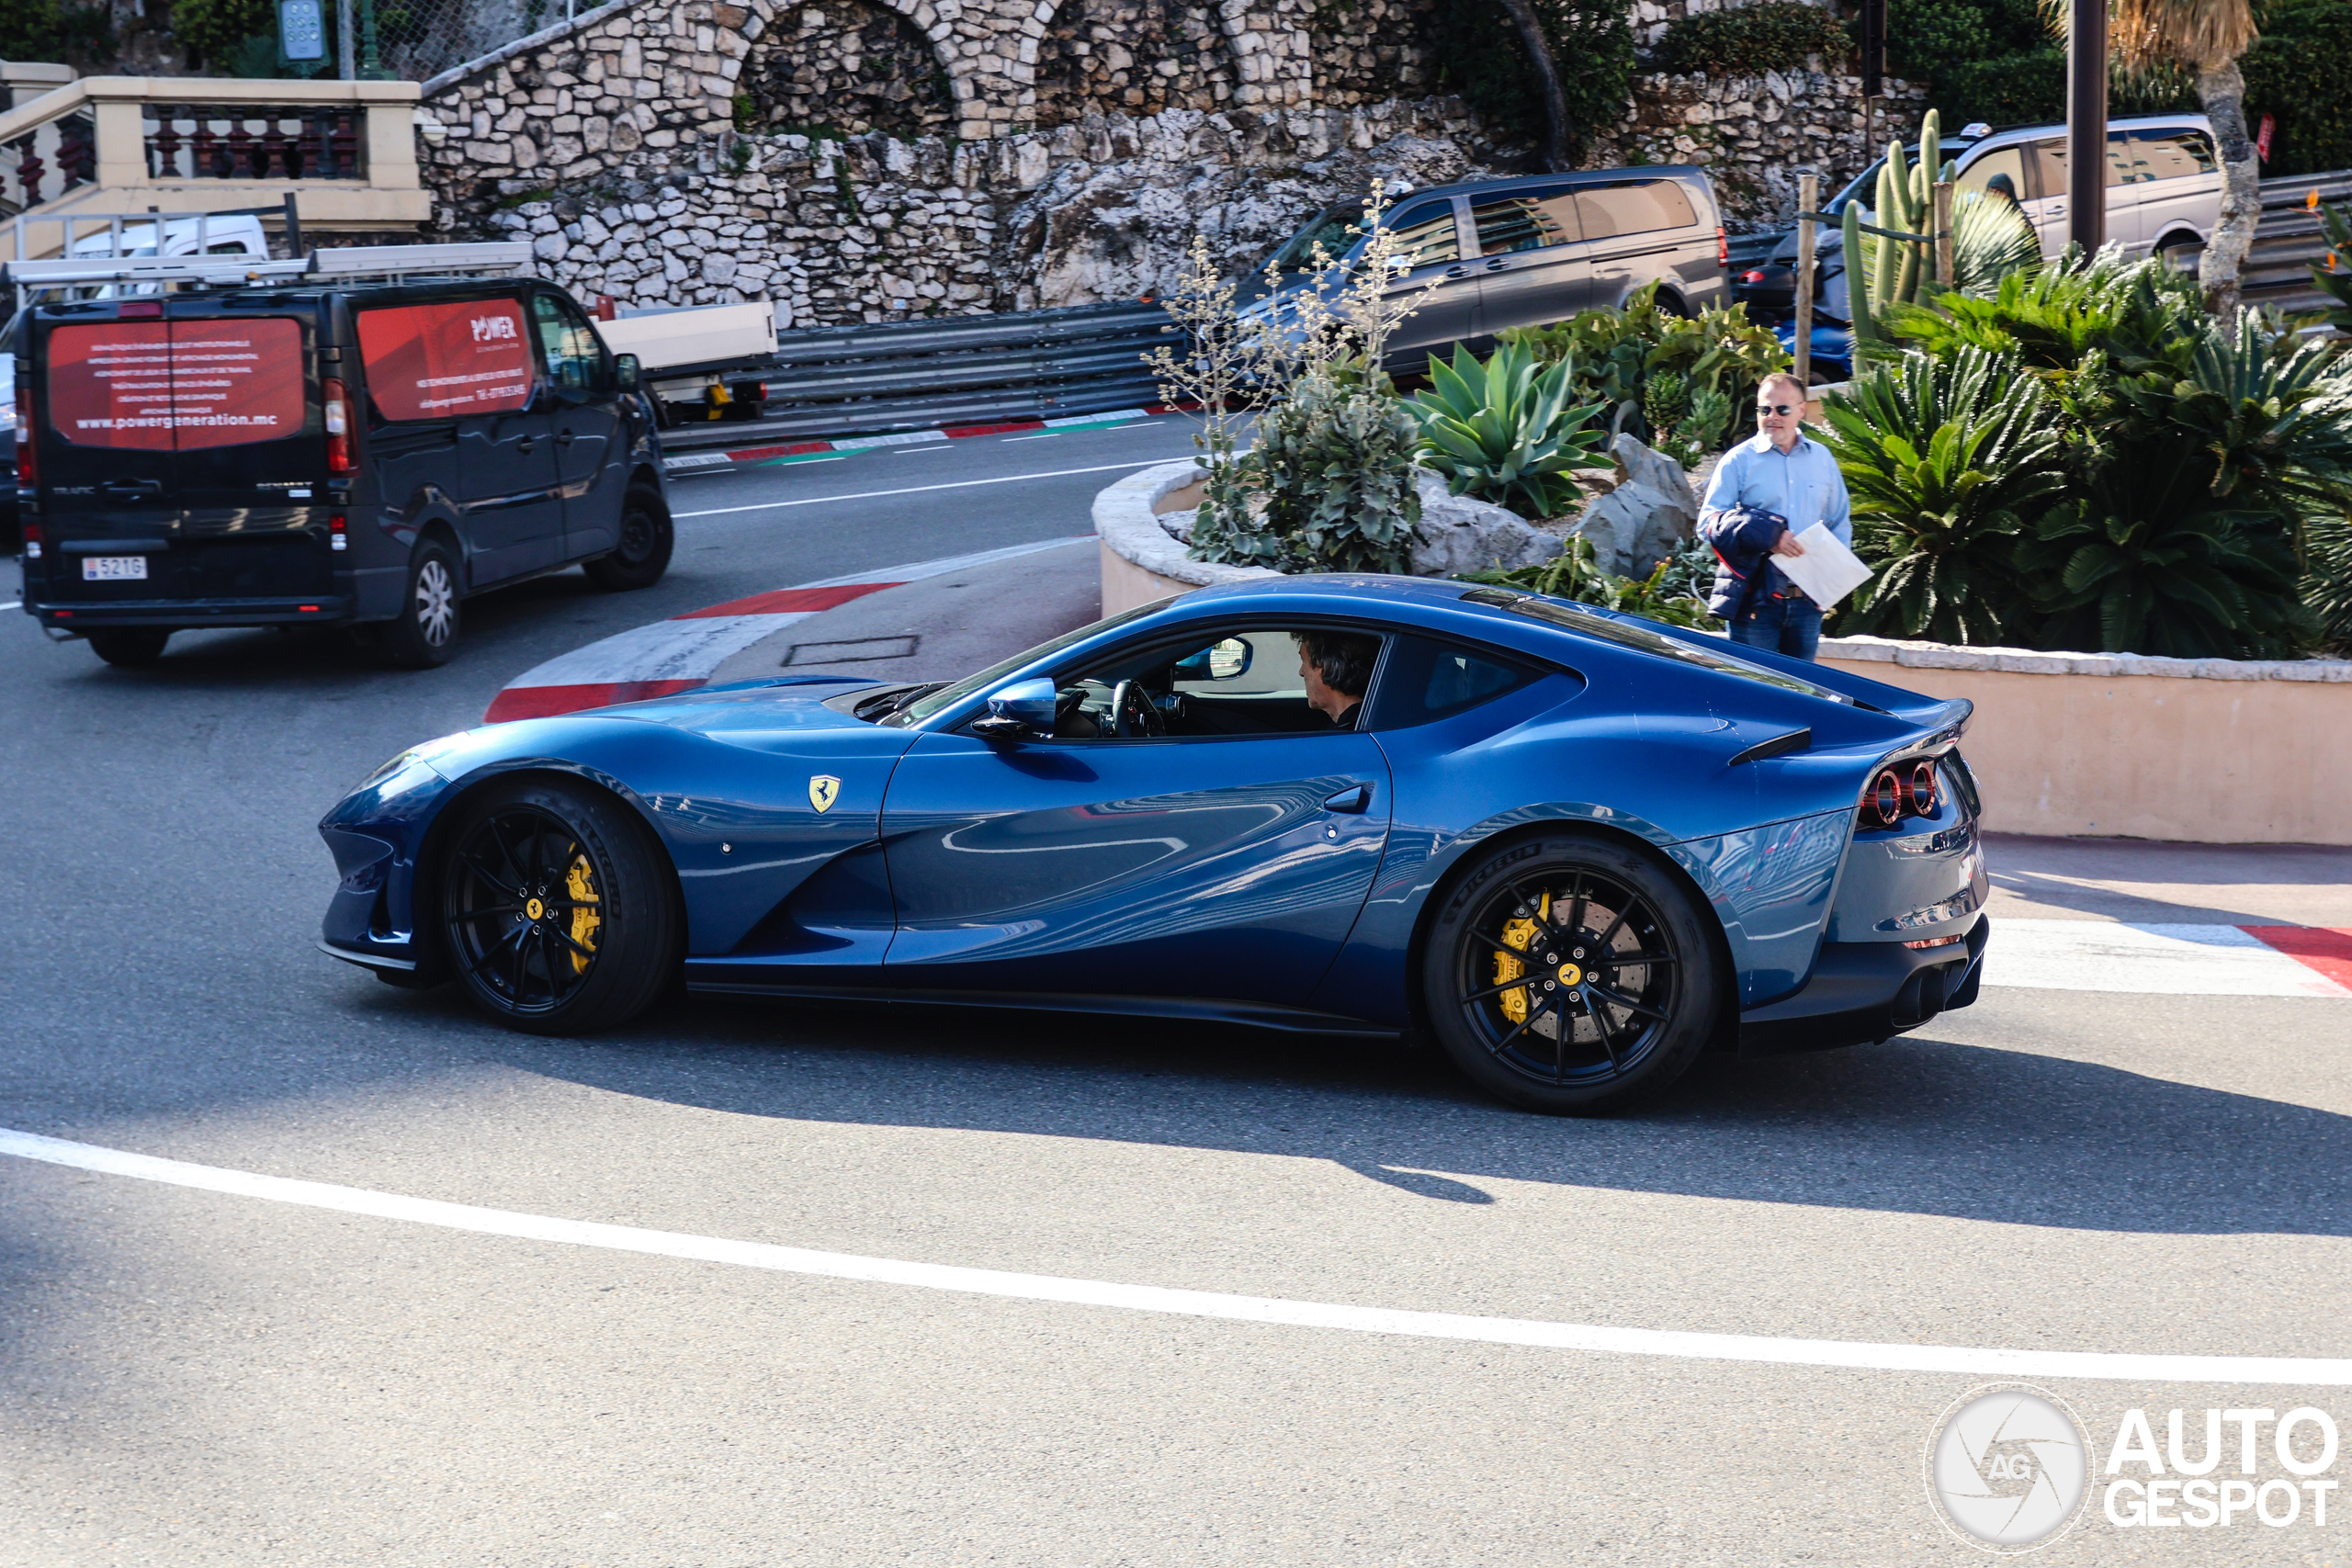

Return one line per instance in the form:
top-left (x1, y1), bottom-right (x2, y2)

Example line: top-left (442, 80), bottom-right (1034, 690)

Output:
top-left (36, 307), bottom-right (330, 615)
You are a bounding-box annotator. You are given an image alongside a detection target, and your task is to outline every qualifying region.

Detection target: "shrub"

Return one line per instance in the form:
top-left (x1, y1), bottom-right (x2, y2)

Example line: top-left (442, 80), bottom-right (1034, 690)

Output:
top-left (1407, 341), bottom-right (1611, 520)
top-left (1822, 345), bottom-right (2068, 645)
top-left (1424, 0), bottom-right (1633, 164)
top-left (1655, 1), bottom-right (1849, 77)
top-left (1210, 378), bottom-right (1424, 574)
top-left (2306, 508), bottom-right (2352, 656)
top-left (1500, 284), bottom-right (1790, 450)
top-left (1461, 536), bottom-right (1717, 628)
top-left (2244, 0), bottom-right (2352, 178)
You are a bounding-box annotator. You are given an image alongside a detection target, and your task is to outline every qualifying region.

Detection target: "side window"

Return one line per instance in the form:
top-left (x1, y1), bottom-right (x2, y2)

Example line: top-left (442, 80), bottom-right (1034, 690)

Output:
top-left (1364, 635), bottom-right (1543, 729)
top-left (1956, 145), bottom-right (2027, 203)
top-left (531, 293), bottom-right (605, 396)
top-left (1046, 627), bottom-right (1381, 739)
top-left (1576, 180), bottom-right (1698, 242)
top-left (1471, 187), bottom-right (1582, 256)
top-left (1372, 202), bottom-right (1461, 270)
top-left (356, 298), bottom-right (534, 423)
top-left (2132, 130), bottom-right (2217, 180)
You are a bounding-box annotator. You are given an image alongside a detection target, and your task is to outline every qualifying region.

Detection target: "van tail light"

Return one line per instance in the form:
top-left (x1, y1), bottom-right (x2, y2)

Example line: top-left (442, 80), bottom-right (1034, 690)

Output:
top-left (329, 512), bottom-right (347, 553)
top-left (1717, 226), bottom-right (1729, 269)
top-left (16, 422), bottom-right (33, 491)
top-left (323, 378), bottom-right (355, 475)
top-left (20, 522), bottom-right (40, 560)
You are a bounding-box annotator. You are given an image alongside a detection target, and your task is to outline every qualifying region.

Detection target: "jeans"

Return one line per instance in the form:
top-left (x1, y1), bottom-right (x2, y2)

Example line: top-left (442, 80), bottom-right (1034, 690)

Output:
top-left (1729, 591), bottom-right (1822, 660)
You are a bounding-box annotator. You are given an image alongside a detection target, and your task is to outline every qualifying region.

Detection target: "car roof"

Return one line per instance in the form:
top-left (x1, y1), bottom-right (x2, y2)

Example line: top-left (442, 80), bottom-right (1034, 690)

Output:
top-left (1374, 166), bottom-right (1714, 209)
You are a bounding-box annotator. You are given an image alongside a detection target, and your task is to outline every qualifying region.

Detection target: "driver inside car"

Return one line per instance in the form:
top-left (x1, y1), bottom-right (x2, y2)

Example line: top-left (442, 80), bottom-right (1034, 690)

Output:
top-left (1049, 627), bottom-right (1381, 739)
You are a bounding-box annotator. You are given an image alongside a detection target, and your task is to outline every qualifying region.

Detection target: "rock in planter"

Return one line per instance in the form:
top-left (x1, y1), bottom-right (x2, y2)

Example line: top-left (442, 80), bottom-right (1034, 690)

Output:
top-left (1407, 471), bottom-right (1566, 577)
top-left (1569, 434), bottom-right (1699, 579)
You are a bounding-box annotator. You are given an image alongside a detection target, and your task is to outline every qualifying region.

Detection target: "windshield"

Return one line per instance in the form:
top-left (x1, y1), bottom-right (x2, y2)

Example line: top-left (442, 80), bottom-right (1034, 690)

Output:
top-left (879, 596), bottom-right (1177, 728)
top-left (1827, 140), bottom-right (1971, 212)
top-left (1462, 588), bottom-right (1855, 704)
top-left (1263, 205), bottom-right (1360, 275)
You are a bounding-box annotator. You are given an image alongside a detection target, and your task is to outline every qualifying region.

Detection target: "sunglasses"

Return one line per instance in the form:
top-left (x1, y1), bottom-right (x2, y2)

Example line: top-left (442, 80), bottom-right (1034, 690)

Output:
top-left (1756, 402), bottom-right (1797, 416)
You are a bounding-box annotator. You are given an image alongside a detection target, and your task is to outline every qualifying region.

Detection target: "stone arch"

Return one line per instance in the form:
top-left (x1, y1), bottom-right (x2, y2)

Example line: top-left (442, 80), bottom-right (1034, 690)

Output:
top-left (1023, 0), bottom-right (1238, 127)
top-left (740, 0), bottom-right (962, 139)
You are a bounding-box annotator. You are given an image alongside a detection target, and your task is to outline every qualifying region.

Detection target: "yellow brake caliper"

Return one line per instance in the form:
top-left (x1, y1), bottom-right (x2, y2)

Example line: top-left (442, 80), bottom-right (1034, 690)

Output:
top-left (566, 851), bottom-right (602, 975)
top-left (1494, 891), bottom-right (1549, 1023)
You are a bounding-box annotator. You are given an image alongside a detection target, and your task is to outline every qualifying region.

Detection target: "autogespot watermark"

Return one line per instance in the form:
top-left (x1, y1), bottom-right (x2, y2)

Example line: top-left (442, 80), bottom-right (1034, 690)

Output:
top-left (1924, 1387), bottom-right (2344, 1553)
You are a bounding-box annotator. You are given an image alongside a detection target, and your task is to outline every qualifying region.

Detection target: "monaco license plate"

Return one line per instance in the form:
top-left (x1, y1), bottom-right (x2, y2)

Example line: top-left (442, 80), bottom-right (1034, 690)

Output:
top-left (81, 555), bottom-right (148, 581)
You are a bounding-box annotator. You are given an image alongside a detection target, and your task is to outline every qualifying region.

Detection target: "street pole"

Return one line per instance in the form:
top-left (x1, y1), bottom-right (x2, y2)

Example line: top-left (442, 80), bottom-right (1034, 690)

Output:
top-left (1793, 172), bottom-right (1816, 389)
top-left (1932, 179), bottom-right (1954, 288)
top-left (2066, 0), bottom-right (2107, 254)
top-left (338, 0), bottom-right (355, 80)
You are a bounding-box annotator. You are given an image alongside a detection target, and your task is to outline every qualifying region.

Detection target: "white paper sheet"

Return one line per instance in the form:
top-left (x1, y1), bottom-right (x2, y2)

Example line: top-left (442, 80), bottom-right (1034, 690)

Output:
top-left (1772, 522), bottom-right (1872, 610)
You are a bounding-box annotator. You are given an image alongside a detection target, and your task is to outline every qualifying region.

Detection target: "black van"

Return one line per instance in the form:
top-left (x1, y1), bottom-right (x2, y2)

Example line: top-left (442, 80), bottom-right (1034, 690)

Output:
top-left (12, 256), bottom-right (671, 668)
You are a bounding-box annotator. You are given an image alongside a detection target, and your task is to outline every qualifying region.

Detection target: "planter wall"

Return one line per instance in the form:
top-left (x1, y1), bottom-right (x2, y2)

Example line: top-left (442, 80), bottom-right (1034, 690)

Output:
top-left (1094, 458), bottom-right (1280, 615)
top-left (1820, 638), bottom-right (2352, 847)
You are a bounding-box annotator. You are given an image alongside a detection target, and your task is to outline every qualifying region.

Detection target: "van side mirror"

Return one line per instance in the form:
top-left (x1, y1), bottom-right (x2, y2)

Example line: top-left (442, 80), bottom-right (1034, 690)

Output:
top-left (970, 676), bottom-right (1057, 740)
top-left (614, 353), bottom-right (641, 393)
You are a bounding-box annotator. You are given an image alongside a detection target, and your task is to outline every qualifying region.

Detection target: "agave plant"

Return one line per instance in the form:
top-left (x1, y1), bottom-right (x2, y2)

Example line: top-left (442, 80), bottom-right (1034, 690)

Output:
top-left (1407, 341), bottom-right (1611, 520)
top-left (1820, 345), bottom-right (2068, 646)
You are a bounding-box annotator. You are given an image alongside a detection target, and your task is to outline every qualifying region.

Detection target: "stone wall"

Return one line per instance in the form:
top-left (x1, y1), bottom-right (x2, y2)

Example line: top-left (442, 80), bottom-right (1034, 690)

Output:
top-left (418, 0), bottom-right (1919, 323)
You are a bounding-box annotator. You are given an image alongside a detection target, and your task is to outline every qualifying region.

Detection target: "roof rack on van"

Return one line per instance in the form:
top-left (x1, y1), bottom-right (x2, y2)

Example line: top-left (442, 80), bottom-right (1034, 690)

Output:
top-left (3, 241), bottom-right (534, 306)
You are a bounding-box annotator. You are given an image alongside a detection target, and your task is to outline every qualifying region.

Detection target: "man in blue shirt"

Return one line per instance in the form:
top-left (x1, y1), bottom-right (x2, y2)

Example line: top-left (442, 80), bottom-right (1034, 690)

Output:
top-left (1697, 371), bottom-right (1852, 660)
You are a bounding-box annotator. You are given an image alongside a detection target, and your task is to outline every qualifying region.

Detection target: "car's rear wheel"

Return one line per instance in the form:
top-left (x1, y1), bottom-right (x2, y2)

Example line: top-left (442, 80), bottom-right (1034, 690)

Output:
top-left (439, 778), bottom-right (678, 1034)
top-left (1420, 831), bottom-right (1718, 1114)
top-left (87, 628), bottom-right (172, 667)
top-left (583, 486), bottom-right (673, 592)
top-left (381, 543), bottom-right (460, 669)
top-left (2156, 234), bottom-right (2204, 276)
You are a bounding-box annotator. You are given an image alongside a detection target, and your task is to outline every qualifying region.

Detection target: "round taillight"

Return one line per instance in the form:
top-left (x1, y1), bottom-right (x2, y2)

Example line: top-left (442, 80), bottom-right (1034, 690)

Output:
top-left (1865, 769), bottom-right (1903, 829)
top-left (1906, 761), bottom-right (1939, 818)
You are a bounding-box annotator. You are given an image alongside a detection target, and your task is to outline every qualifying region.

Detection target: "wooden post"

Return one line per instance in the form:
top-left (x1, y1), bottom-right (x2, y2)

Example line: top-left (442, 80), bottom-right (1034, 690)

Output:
top-left (1793, 172), bottom-right (1816, 388)
top-left (1933, 179), bottom-right (1954, 290)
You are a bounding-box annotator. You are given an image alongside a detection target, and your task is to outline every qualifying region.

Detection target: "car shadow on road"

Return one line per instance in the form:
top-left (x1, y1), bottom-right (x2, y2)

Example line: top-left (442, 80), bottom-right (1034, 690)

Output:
top-left (469, 987), bottom-right (2352, 1238)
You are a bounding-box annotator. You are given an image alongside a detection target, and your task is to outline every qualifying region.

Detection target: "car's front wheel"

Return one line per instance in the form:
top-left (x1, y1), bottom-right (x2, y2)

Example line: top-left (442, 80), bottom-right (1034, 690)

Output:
top-left (438, 777), bottom-right (679, 1034)
top-left (1420, 830), bottom-right (1719, 1114)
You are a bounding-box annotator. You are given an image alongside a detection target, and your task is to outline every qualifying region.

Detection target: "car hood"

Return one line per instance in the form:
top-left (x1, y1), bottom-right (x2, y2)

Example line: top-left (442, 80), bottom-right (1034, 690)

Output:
top-left (595, 675), bottom-right (890, 737)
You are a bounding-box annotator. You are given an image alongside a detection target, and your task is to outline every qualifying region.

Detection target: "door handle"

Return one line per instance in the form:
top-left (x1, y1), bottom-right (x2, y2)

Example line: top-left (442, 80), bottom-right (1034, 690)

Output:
top-left (1444, 265), bottom-right (1472, 278)
top-left (555, 428), bottom-right (575, 446)
top-left (517, 437), bottom-right (535, 455)
top-left (1484, 258), bottom-right (1509, 271)
top-left (98, 479), bottom-right (164, 499)
top-left (1323, 784), bottom-right (1372, 814)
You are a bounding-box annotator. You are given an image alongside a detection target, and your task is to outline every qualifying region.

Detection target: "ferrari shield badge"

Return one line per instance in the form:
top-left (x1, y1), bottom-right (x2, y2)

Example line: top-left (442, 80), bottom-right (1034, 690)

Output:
top-left (808, 774), bottom-right (842, 813)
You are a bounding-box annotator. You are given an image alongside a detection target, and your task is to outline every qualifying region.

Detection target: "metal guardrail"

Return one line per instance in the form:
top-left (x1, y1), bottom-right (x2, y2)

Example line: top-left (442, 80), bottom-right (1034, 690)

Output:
top-left (664, 299), bottom-right (1173, 447)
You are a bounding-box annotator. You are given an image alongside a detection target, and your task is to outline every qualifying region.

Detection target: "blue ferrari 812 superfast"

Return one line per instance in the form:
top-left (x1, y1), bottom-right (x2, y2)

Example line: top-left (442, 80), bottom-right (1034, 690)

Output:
top-left (319, 575), bottom-right (1989, 1113)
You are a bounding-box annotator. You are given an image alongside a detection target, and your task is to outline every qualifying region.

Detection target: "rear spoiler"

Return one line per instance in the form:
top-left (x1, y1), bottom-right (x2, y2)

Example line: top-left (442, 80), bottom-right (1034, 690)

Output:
top-left (3, 243), bottom-right (534, 306)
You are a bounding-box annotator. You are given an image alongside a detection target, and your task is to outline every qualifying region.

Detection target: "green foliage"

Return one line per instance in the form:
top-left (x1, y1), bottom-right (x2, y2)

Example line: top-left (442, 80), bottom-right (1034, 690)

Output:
top-left (1822, 345), bottom-right (2069, 645)
top-left (2243, 0), bottom-right (2352, 178)
top-left (1499, 282), bottom-right (1790, 447)
top-left (1838, 255), bottom-right (2352, 656)
top-left (2312, 196), bottom-right (2352, 333)
top-left (1849, 110), bottom-right (2043, 341)
top-left (2306, 506), bottom-right (2352, 655)
top-left (1655, 1), bottom-right (1849, 76)
top-left (0, 0), bottom-right (111, 62)
top-left (171, 0), bottom-right (275, 64)
top-left (1198, 378), bottom-right (1425, 574)
top-left (1886, 0), bottom-right (2190, 128)
top-left (1423, 0), bottom-right (1634, 164)
top-left (1460, 536), bottom-right (1718, 629)
top-left (1407, 341), bottom-right (1610, 520)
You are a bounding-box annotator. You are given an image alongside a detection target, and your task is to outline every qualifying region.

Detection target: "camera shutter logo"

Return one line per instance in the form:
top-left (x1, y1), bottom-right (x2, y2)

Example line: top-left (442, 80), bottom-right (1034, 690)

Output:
top-left (1923, 1383), bottom-right (2091, 1553)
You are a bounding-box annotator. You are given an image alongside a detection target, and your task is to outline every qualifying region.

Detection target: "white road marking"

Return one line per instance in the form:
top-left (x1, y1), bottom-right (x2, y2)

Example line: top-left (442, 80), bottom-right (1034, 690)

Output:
top-left (6, 1124), bottom-right (2346, 1386)
top-left (1988, 919), bottom-right (2352, 998)
top-left (673, 460), bottom-right (1176, 518)
top-left (0, 600), bottom-right (18, 611)
top-left (1001, 433), bottom-right (1060, 441)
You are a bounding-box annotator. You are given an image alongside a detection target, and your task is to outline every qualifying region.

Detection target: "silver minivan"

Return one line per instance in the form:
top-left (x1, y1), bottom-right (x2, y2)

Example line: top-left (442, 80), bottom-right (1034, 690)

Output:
top-left (1244, 168), bottom-right (1732, 369)
top-left (1744, 114), bottom-right (2224, 321)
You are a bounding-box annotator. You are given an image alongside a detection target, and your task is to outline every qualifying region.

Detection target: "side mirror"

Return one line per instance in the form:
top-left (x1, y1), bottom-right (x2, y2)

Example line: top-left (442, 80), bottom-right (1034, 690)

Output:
top-left (1170, 637), bottom-right (1252, 682)
top-left (971, 676), bottom-right (1057, 740)
top-left (614, 353), bottom-right (641, 393)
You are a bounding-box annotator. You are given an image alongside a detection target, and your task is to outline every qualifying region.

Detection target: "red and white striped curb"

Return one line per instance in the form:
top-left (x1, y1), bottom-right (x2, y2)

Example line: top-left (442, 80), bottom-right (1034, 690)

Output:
top-left (482, 535), bottom-right (1091, 724)
top-left (1986, 919), bottom-right (2352, 998)
top-left (659, 406), bottom-right (1169, 474)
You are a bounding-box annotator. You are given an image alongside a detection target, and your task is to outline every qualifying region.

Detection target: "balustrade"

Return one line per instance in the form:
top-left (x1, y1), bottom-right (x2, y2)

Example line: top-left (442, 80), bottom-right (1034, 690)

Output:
top-left (143, 107), bottom-right (367, 184)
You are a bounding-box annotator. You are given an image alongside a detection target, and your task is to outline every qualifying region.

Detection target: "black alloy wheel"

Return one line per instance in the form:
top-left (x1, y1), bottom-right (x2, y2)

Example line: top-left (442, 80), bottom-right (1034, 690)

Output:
top-left (381, 542), bottom-right (460, 669)
top-left (1420, 831), bottom-right (1719, 1113)
top-left (439, 778), bottom-right (679, 1034)
top-left (87, 628), bottom-right (173, 667)
top-left (583, 485), bottom-right (673, 592)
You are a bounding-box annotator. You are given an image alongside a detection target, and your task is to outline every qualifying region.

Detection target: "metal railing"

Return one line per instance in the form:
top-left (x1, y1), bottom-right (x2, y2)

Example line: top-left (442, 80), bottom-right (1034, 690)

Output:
top-left (662, 300), bottom-right (1176, 448)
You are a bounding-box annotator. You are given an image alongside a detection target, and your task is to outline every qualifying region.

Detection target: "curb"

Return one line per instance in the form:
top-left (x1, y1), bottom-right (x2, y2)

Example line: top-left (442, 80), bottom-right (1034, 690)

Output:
top-left (659, 405), bottom-right (1171, 475)
top-left (482, 535), bottom-right (1091, 724)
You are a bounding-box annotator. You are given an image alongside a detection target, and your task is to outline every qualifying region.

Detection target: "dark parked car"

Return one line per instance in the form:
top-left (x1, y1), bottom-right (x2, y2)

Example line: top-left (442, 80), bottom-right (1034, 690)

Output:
top-left (1244, 169), bottom-right (1732, 370)
top-left (10, 247), bottom-right (673, 668)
